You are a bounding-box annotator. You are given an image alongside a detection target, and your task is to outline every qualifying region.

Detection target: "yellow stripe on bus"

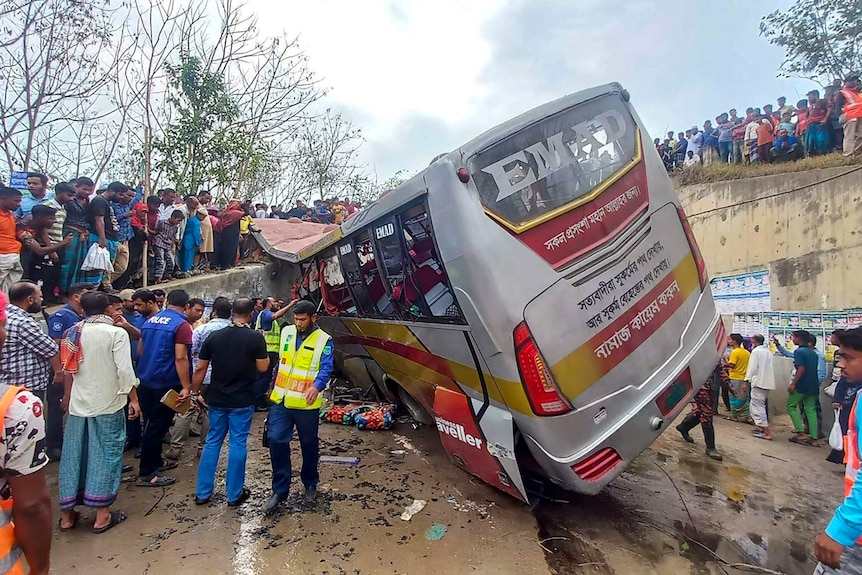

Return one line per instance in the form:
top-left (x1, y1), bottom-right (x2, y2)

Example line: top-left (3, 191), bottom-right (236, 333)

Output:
top-left (551, 254), bottom-right (701, 402)
top-left (341, 319), bottom-right (533, 415)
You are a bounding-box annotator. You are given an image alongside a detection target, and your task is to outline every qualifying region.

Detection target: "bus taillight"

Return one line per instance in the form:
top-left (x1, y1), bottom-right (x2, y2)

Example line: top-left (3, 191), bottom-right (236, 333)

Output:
top-left (677, 207), bottom-right (708, 289)
top-left (514, 322), bottom-right (572, 416)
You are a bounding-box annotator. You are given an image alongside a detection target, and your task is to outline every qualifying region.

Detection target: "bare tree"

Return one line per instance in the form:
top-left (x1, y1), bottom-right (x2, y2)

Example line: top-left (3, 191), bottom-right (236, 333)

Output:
top-left (0, 0), bottom-right (123, 174)
top-left (295, 109), bottom-right (366, 202)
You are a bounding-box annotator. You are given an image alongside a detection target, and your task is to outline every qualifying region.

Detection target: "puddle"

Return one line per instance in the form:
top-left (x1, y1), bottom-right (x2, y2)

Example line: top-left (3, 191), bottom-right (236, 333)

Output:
top-left (530, 465), bottom-right (816, 575)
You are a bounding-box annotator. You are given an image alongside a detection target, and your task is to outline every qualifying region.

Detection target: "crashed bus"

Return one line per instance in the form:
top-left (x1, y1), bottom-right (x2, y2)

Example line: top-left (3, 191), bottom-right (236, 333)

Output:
top-left (255, 83), bottom-right (723, 501)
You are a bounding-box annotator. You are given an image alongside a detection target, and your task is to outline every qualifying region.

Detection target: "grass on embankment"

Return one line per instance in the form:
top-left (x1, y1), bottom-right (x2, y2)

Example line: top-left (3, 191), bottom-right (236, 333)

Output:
top-left (673, 152), bottom-right (862, 186)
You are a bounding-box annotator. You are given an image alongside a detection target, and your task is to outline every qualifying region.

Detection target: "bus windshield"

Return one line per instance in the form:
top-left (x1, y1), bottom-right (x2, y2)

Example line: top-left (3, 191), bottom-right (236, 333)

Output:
top-left (468, 93), bottom-right (637, 227)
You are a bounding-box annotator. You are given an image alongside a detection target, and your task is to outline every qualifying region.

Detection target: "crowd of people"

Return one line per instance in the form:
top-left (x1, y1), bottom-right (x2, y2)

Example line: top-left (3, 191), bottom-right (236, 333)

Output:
top-left (655, 75), bottom-right (862, 170)
top-left (680, 330), bottom-right (847, 459)
top-left (0, 281), bottom-right (334, 572)
top-left (0, 175), bottom-right (365, 305)
top-left (267, 197), bottom-right (361, 225)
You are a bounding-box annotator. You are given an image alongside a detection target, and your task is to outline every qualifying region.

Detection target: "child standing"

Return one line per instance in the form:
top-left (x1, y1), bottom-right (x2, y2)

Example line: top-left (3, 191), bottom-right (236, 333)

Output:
top-left (152, 210), bottom-right (183, 283)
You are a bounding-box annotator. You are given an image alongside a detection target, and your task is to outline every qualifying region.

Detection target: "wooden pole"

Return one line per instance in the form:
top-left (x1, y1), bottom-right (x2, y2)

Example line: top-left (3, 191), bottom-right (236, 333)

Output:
top-left (143, 125), bottom-right (151, 288)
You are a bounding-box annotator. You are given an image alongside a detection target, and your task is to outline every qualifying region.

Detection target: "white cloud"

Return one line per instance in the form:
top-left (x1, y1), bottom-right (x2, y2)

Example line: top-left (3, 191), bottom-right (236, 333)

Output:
top-left (245, 0), bottom-right (820, 178)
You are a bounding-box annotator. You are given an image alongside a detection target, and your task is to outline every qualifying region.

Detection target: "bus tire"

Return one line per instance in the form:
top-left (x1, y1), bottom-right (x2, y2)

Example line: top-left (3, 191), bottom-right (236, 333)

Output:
top-left (392, 381), bottom-right (434, 426)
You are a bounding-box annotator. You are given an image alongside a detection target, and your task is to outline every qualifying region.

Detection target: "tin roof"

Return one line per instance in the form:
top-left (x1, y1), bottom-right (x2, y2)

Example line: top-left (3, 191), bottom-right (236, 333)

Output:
top-left (251, 218), bottom-right (342, 263)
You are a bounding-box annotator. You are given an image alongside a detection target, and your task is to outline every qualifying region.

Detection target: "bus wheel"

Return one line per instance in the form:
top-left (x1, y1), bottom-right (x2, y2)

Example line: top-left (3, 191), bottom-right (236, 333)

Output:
top-left (393, 383), bottom-right (434, 426)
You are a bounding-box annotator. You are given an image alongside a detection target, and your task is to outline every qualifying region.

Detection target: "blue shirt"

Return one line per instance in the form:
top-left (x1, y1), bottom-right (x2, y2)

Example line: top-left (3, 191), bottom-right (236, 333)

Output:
top-left (15, 192), bottom-right (55, 219)
top-left (827, 394), bottom-right (862, 545)
top-left (793, 347), bottom-right (821, 395)
top-left (296, 326), bottom-right (333, 391)
top-left (138, 308), bottom-right (191, 389)
top-left (111, 201), bottom-right (134, 241)
top-left (258, 309), bottom-right (275, 331)
top-left (777, 344), bottom-right (827, 383)
top-left (123, 311), bottom-right (145, 362)
top-left (47, 304), bottom-right (82, 340)
top-left (775, 134), bottom-right (799, 151)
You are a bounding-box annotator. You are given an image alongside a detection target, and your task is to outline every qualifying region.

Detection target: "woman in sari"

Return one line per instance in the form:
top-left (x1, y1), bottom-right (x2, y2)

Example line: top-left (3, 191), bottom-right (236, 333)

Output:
top-left (178, 207), bottom-right (202, 273)
top-left (59, 186), bottom-right (91, 294)
top-left (215, 200), bottom-right (243, 270)
top-left (804, 90), bottom-right (833, 157)
top-left (197, 206), bottom-right (214, 269)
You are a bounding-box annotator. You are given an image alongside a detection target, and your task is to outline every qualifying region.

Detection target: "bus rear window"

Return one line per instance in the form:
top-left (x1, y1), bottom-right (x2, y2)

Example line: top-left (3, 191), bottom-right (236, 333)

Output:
top-left (468, 93), bottom-right (637, 227)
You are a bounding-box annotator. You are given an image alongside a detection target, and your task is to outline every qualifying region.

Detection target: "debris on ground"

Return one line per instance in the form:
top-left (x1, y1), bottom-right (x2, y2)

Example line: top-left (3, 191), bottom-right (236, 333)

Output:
top-left (443, 492), bottom-right (493, 520)
top-left (321, 402), bottom-right (397, 430)
top-left (426, 524), bottom-right (447, 541)
top-left (319, 455), bottom-right (360, 466)
top-left (400, 499), bottom-right (427, 521)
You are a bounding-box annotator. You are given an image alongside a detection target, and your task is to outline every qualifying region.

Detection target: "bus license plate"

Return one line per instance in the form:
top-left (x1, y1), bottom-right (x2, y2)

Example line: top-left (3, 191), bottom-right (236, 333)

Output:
top-left (656, 370), bottom-right (692, 415)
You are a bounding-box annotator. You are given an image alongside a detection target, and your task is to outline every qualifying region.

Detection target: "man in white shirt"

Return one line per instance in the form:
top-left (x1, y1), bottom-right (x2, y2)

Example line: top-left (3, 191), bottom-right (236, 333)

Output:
top-left (58, 291), bottom-right (139, 534)
top-left (687, 126), bottom-right (702, 159)
top-left (745, 334), bottom-right (776, 440)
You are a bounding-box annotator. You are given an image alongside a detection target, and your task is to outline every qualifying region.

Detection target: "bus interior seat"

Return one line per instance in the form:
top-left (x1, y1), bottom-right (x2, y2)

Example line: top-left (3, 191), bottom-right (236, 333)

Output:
top-left (412, 265), bottom-right (453, 314)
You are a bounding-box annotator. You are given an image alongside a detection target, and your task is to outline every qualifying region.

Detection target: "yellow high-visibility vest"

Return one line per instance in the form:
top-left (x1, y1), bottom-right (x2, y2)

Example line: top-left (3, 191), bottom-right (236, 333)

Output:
top-left (270, 325), bottom-right (331, 410)
top-left (255, 312), bottom-right (281, 353)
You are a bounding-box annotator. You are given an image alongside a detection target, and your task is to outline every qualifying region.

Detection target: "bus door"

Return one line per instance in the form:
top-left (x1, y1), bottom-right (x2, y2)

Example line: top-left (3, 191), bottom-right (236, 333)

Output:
top-left (382, 202), bottom-right (529, 501)
top-left (433, 345), bottom-right (529, 502)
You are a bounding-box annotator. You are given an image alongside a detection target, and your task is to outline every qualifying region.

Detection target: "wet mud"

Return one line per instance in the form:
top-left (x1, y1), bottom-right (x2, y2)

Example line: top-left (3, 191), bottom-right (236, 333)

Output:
top-left (51, 410), bottom-right (841, 574)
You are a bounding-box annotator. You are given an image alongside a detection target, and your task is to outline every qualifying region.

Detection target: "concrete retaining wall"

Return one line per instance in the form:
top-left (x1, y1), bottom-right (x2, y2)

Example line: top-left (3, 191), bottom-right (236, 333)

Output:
top-left (144, 261), bottom-right (299, 301)
top-left (679, 166), bottom-right (862, 310)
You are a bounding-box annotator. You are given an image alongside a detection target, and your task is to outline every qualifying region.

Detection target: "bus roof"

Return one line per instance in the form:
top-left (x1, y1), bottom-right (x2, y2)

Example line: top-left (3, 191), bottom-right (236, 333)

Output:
top-left (457, 82), bottom-right (624, 158)
top-left (253, 82), bottom-right (626, 264)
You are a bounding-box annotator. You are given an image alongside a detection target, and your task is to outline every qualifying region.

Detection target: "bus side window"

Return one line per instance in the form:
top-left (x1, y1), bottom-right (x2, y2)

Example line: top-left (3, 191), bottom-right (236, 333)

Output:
top-left (338, 238), bottom-right (379, 317)
top-left (357, 232), bottom-right (396, 318)
top-left (319, 251), bottom-right (355, 316)
top-left (400, 204), bottom-right (463, 321)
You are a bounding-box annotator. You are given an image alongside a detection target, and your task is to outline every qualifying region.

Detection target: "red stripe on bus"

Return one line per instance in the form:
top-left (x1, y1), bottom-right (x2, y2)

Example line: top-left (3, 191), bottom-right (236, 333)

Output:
top-left (583, 266), bottom-right (690, 374)
top-left (333, 334), bottom-right (457, 380)
top-left (514, 161), bottom-right (650, 270)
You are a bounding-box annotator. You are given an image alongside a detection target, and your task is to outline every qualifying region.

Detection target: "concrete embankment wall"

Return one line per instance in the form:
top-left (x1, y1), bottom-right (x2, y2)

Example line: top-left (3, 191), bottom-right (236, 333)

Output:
top-left (146, 261), bottom-right (299, 300)
top-left (679, 166), bottom-right (862, 311)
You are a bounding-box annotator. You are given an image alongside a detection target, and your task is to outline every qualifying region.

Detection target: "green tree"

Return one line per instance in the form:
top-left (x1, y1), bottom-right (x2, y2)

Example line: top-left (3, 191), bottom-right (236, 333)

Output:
top-left (154, 54), bottom-right (239, 195)
top-left (760, 0), bottom-right (862, 83)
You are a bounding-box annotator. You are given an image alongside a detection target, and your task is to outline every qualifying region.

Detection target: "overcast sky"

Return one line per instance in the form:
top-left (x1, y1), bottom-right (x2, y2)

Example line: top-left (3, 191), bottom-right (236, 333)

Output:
top-left (248, 0), bottom-right (819, 180)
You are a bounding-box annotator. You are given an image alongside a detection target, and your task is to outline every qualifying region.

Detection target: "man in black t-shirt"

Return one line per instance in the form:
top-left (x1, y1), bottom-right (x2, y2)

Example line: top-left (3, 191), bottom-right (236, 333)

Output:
top-left (84, 182), bottom-right (123, 286)
top-left (192, 297), bottom-right (269, 507)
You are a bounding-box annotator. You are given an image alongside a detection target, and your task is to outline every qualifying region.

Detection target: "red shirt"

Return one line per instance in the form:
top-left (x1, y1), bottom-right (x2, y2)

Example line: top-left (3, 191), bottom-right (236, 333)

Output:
top-left (807, 99), bottom-right (829, 123)
top-left (146, 211), bottom-right (158, 235)
top-left (176, 321), bottom-right (193, 345)
top-left (130, 201), bottom-right (148, 230)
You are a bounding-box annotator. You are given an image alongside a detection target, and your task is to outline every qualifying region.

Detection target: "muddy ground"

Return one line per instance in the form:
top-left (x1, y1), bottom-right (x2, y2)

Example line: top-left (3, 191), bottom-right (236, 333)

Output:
top-left (50, 409), bottom-right (841, 575)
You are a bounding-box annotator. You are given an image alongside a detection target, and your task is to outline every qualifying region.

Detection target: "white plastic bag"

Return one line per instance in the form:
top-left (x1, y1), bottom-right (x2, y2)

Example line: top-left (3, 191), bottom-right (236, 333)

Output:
top-left (824, 380), bottom-right (838, 398)
top-left (80, 244), bottom-right (114, 273)
top-left (829, 410), bottom-right (844, 451)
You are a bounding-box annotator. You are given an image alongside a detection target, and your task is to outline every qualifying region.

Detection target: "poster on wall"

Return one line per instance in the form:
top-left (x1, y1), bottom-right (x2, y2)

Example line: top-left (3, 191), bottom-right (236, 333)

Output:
top-left (710, 270), bottom-right (770, 315)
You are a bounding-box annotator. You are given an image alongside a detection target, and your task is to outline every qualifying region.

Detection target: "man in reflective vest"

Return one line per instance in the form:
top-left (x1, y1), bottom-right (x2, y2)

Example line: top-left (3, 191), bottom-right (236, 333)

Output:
top-left (253, 297), bottom-right (298, 412)
top-left (836, 75), bottom-right (862, 157)
top-left (263, 300), bottom-right (333, 513)
top-left (815, 327), bottom-right (862, 572)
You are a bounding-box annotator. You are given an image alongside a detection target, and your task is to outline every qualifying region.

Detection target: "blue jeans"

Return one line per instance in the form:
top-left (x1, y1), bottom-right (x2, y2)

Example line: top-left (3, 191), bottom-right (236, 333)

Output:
top-left (196, 406), bottom-right (253, 502)
top-left (719, 140), bottom-right (733, 163)
top-left (268, 402), bottom-right (320, 495)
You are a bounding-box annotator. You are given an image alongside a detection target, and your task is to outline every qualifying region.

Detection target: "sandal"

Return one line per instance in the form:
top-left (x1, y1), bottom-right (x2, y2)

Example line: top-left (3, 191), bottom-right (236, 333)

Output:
top-left (136, 473), bottom-right (176, 487)
top-left (93, 511), bottom-right (127, 534)
top-left (752, 431), bottom-right (772, 441)
top-left (59, 509), bottom-right (79, 531)
top-left (158, 459), bottom-right (179, 472)
top-left (789, 435), bottom-right (809, 445)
